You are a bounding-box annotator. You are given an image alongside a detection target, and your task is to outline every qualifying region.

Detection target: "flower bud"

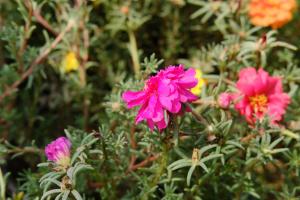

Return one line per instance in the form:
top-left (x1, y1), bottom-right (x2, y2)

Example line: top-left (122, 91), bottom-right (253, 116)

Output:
top-left (192, 148), bottom-right (200, 165)
top-left (218, 92), bottom-right (232, 108)
top-left (45, 137), bottom-right (71, 168)
top-left (120, 6), bottom-right (129, 15)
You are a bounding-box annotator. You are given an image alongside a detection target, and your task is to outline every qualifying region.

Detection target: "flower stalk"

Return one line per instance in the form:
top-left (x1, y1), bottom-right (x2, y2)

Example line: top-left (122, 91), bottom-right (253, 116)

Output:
top-left (128, 28), bottom-right (141, 76)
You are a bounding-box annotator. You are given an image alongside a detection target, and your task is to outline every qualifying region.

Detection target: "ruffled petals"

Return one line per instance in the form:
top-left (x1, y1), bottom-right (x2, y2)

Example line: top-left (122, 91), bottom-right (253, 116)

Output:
top-left (122, 65), bottom-right (198, 131)
top-left (230, 67), bottom-right (290, 124)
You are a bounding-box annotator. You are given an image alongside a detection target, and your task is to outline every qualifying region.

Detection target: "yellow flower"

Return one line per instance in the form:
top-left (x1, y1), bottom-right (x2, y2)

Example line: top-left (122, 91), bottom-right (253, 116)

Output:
top-left (248, 0), bottom-right (297, 29)
top-left (191, 69), bottom-right (205, 96)
top-left (13, 192), bottom-right (24, 200)
top-left (61, 52), bottom-right (80, 73)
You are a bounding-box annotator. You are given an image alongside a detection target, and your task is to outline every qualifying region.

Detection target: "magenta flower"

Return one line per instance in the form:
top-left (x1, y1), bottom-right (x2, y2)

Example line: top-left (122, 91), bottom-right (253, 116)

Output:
top-left (45, 137), bottom-right (71, 167)
top-left (122, 65), bottom-right (198, 130)
top-left (231, 67), bottom-right (290, 124)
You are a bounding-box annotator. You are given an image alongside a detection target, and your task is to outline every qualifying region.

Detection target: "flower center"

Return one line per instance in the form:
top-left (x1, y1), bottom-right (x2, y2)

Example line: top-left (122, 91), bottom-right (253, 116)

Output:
top-left (249, 94), bottom-right (268, 113)
top-left (145, 76), bottom-right (159, 92)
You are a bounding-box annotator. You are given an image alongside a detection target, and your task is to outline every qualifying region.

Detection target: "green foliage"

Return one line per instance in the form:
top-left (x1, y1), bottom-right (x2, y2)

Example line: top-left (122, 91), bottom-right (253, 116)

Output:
top-left (0, 0), bottom-right (300, 199)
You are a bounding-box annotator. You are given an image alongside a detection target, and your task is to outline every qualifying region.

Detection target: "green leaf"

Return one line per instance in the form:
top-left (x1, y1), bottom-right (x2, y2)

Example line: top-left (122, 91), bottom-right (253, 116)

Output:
top-left (200, 144), bottom-right (217, 156)
top-left (198, 162), bottom-right (209, 173)
top-left (71, 190), bottom-right (83, 200)
top-left (62, 190), bottom-right (71, 200)
top-left (187, 165), bottom-right (196, 186)
top-left (41, 189), bottom-right (61, 200)
top-left (201, 154), bottom-right (223, 163)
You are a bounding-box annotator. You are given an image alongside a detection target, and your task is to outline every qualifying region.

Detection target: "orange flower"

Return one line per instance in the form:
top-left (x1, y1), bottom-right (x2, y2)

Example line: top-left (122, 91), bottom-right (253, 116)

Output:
top-left (248, 0), bottom-right (297, 29)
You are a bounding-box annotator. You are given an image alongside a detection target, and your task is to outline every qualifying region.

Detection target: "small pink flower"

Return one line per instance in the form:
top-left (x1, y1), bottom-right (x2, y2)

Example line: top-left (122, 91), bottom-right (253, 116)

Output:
top-left (45, 137), bottom-right (71, 167)
top-left (231, 67), bottom-right (290, 124)
top-left (218, 92), bottom-right (233, 108)
top-left (122, 65), bottom-right (198, 131)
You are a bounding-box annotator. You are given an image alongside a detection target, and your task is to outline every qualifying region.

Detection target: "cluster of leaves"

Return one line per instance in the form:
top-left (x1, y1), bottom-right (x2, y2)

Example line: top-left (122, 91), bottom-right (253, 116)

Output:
top-left (0, 0), bottom-right (300, 199)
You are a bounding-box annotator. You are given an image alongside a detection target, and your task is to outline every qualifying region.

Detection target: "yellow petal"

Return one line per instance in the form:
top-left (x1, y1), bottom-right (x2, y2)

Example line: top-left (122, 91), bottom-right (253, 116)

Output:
top-left (61, 52), bottom-right (80, 73)
top-left (191, 69), bottom-right (205, 96)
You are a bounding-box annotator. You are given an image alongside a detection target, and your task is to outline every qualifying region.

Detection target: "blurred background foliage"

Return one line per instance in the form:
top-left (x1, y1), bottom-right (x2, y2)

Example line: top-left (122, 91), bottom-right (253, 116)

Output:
top-left (0, 0), bottom-right (300, 199)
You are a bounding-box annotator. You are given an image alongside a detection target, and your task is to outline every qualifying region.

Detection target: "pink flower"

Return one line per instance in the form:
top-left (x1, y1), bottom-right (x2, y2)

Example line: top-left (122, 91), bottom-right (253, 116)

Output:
top-left (122, 65), bottom-right (198, 131)
top-left (218, 92), bottom-right (233, 108)
top-left (45, 137), bottom-right (71, 167)
top-left (231, 67), bottom-right (290, 124)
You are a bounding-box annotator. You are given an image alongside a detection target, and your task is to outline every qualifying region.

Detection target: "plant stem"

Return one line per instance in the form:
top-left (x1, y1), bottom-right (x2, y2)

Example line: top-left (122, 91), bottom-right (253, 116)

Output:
top-left (192, 99), bottom-right (217, 106)
top-left (128, 124), bottom-right (137, 170)
top-left (130, 154), bottom-right (160, 171)
top-left (7, 146), bottom-right (42, 154)
top-left (79, 13), bottom-right (90, 130)
top-left (0, 19), bottom-right (75, 103)
top-left (173, 116), bottom-right (180, 146)
top-left (186, 104), bottom-right (209, 126)
top-left (142, 140), bottom-right (168, 200)
top-left (78, 62), bottom-right (89, 130)
top-left (128, 29), bottom-right (140, 76)
top-left (154, 142), bottom-right (169, 182)
top-left (256, 51), bottom-right (261, 68)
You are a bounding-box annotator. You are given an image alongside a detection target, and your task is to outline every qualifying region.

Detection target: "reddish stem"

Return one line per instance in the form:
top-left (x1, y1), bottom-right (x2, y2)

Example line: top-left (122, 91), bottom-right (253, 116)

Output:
top-left (129, 154), bottom-right (160, 171)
